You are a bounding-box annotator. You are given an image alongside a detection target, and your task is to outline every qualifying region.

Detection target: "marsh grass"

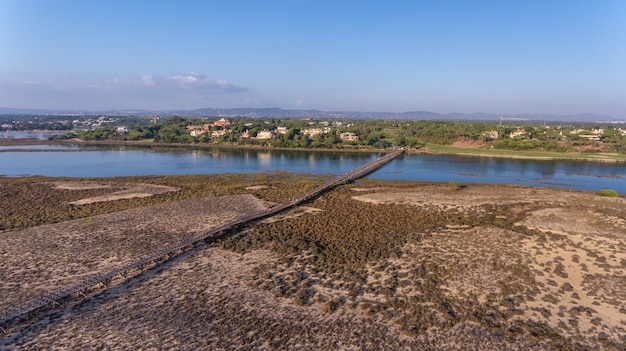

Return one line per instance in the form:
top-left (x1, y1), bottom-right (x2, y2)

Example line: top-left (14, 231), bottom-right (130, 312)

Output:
top-left (424, 143), bottom-right (626, 162)
top-left (1, 175), bottom-right (625, 350)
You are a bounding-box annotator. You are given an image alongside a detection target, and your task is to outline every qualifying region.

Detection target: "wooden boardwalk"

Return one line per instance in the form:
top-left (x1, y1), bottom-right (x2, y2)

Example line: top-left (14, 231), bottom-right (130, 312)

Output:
top-left (0, 149), bottom-right (404, 326)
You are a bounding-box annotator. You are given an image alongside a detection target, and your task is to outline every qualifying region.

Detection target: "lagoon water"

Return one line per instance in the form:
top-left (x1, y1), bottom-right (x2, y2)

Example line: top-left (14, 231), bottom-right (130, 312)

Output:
top-left (1, 140), bottom-right (624, 194)
top-left (0, 131), bottom-right (65, 140)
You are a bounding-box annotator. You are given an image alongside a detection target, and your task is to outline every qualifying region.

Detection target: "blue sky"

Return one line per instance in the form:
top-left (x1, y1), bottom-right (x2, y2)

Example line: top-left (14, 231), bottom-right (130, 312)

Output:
top-left (1, 1), bottom-right (625, 117)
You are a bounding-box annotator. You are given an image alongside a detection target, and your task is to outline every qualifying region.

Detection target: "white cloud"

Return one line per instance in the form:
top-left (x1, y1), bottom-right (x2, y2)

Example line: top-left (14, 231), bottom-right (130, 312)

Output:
top-left (169, 73), bottom-right (201, 84)
top-left (166, 72), bottom-right (247, 93)
top-left (18, 79), bottom-right (42, 85)
top-left (141, 75), bottom-right (155, 86)
top-left (7, 72), bottom-right (247, 93)
top-left (0, 71), bottom-right (249, 110)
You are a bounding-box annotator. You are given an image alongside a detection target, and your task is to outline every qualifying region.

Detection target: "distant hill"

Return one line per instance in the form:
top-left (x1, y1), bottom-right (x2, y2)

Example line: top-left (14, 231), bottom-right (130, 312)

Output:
top-left (0, 107), bottom-right (621, 123)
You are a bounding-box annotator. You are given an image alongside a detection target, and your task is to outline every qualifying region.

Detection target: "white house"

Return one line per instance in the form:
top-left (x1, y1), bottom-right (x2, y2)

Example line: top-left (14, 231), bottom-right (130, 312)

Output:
top-left (509, 129), bottom-right (526, 138)
top-left (255, 130), bottom-right (273, 139)
top-left (301, 127), bottom-right (330, 139)
top-left (339, 132), bottom-right (359, 141)
top-left (483, 130), bottom-right (499, 139)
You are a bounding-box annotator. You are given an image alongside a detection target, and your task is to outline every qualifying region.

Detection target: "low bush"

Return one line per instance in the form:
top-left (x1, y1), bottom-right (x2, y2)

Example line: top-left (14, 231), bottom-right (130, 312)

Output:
top-left (598, 188), bottom-right (619, 197)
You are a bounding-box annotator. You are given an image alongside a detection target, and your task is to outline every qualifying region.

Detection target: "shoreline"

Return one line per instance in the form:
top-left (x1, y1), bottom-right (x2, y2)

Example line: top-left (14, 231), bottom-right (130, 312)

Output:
top-left (1, 136), bottom-right (625, 163)
top-left (411, 144), bottom-right (626, 163)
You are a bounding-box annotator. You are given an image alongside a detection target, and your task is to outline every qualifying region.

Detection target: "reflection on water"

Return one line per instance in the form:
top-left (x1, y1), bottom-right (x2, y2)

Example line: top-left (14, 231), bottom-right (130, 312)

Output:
top-left (0, 144), bottom-right (623, 193)
top-left (257, 152), bottom-right (272, 167)
top-left (0, 131), bottom-right (64, 139)
top-left (375, 155), bottom-right (624, 193)
top-left (0, 144), bottom-right (79, 151)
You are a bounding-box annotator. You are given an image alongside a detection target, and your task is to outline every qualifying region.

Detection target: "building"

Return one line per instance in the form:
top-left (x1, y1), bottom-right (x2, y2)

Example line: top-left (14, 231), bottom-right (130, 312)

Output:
top-left (509, 129), bottom-right (526, 138)
top-left (214, 118), bottom-right (231, 129)
top-left (339, 132), bottom-right (359, 141)
top-left (301, 127), bottom-right (330, 139)
top-left (189, 128), bottom-right (204, 137)
top-left (578, 134), bottom-right (601, 141)
top-left (211, 130), bottom-right (227, 137)
top-left (186, 124), bottom-right (211, 136)
top-left (483, 130), bottom-right (499, 139)
top-left (255, 130), bottom-right (273, 139)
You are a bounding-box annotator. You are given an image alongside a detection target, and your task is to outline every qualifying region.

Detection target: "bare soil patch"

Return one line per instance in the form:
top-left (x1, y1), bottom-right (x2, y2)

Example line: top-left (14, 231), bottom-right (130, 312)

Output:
top-left (245, 184), bottom-right (272, 190)
top-left (49, 181), bottom-right (179, 205)
top-left (450, 138), bottom-right (485, 148)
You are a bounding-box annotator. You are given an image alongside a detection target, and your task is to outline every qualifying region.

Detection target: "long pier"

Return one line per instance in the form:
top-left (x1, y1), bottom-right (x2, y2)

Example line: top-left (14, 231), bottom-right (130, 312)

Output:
top-left (0, 149), bottom-right (404, 326)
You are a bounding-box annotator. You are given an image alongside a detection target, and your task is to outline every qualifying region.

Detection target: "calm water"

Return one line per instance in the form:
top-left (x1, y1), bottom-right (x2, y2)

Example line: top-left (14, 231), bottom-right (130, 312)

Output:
top-left (0, 131), bottom-right (64, 139)
top-left (1, 140), bottom-right (624, 194)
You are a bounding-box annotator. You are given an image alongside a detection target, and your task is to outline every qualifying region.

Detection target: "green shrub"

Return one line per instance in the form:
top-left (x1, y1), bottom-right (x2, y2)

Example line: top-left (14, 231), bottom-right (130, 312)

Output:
top-left (598, 188), bottom-right (619, 197)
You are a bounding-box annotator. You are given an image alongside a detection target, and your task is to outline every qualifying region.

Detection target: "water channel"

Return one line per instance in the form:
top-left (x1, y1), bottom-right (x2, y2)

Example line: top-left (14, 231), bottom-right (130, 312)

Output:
top-left (1, 132), bottom-right (624, 193)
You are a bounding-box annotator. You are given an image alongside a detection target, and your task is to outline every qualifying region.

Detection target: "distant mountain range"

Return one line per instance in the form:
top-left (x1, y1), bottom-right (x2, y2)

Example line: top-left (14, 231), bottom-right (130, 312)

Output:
top-left (0, 107), bottom-right (622, 123)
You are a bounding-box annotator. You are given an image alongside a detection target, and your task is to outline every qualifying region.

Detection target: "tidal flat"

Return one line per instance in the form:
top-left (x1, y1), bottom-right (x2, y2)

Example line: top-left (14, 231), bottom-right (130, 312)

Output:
top-left (0, 174), bottom-right (624, 350)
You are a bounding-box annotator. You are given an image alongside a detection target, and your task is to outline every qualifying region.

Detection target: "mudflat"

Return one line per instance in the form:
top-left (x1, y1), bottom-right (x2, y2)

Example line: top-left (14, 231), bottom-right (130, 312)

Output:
top-left (0, 176), bottom-right (624, 350)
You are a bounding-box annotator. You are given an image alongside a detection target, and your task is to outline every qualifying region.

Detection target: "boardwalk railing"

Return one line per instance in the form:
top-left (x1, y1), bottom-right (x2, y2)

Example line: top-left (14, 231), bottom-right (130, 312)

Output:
top-left (0, 149), bottom-right (404, 325)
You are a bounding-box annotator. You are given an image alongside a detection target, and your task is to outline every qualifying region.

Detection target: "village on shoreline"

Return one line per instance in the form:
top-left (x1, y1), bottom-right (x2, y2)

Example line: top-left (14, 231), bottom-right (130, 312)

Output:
top-left (2, 113), bottom-right (626, 162)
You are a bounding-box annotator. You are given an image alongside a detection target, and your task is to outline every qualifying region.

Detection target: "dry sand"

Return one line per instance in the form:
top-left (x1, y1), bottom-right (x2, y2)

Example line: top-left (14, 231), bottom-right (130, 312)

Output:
top-left (49, 181), bottom-right (179, 205)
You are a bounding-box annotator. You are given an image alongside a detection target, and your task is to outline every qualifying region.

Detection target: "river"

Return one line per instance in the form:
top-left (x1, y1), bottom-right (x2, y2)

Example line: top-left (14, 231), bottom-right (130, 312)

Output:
top-left (0, 133), bottom-right (624, 193)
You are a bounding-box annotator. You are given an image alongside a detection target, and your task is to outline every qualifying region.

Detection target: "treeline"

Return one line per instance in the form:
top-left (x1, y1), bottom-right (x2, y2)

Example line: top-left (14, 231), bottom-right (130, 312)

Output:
top-left (37, 115), bottom-right (626, 154)
top-left (48, 116), bottom-right (495, 149)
